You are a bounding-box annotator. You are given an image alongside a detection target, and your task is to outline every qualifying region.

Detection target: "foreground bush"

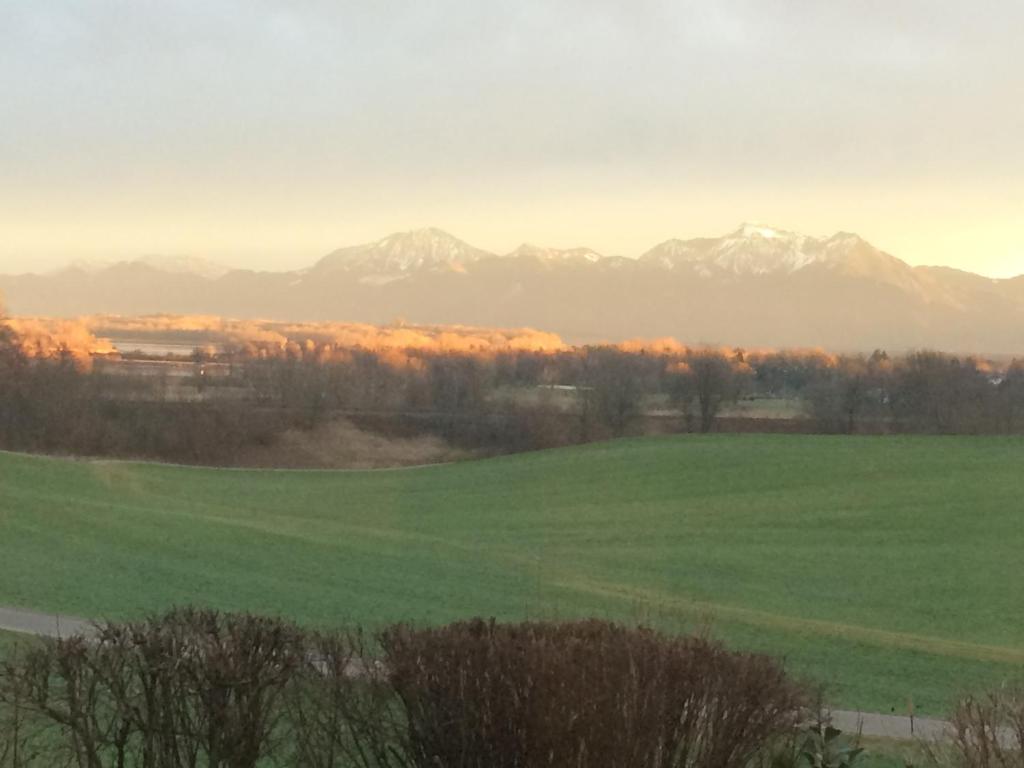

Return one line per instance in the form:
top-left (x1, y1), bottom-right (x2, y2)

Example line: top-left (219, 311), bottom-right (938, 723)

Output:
top-left (0, 609), bottom-right (307, 768)
top-left (0, 610), bottom-right (808, 767)
top-left (382, 618), bottom-right (807, 768)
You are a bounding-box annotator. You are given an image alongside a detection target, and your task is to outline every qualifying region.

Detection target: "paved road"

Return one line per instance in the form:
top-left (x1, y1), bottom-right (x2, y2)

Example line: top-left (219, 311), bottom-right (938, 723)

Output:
top-left (0, 605), bottom-right (978, 744)
top-left (829, 708), bottom-right (951, 742)
top-left (0, 606), bottom-right (94, 639)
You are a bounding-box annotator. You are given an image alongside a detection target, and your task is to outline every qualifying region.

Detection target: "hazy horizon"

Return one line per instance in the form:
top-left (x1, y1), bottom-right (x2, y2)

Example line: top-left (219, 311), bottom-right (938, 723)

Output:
top-left (3, 219), bottom-right (1024, 280)
top-left (2, 1), bottom-right (1022, 278)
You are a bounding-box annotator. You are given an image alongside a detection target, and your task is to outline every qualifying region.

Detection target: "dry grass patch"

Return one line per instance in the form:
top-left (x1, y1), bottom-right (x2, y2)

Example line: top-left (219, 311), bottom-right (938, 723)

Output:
top-left (233, 418), bottom-right (464, 469)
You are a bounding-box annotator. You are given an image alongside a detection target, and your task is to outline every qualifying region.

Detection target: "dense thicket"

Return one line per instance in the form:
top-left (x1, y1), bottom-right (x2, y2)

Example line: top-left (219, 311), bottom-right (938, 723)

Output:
top-left (1, 313), bottom-right (1022, 465)
top-left (0, 610), bottom-right (807, 768)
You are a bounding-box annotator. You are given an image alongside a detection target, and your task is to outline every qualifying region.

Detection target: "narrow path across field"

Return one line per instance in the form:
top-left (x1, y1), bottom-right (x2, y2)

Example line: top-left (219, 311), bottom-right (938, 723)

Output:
top-left (0, 604), bottom-right (955, 744)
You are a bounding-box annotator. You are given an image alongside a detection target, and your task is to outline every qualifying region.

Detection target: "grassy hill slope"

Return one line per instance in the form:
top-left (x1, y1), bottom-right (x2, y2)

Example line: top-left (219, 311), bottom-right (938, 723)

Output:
top-left (1, 435), bottom-right (1021, 712)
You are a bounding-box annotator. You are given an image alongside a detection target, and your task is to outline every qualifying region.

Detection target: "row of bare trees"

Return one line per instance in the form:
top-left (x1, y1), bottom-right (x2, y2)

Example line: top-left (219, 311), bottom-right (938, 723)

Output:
top-left (0, 610), bottom-right (808, 768)
top-left (804, 351), bottom-right (1024, 434)
top-left (3, 305), bottom-right (1024, 464)
top-left (222, 345), bottom-right (1024, 437)
top-left (233, 346), bottom-right (752, 438)
top-left (0, 330), bottom-right (750, 462)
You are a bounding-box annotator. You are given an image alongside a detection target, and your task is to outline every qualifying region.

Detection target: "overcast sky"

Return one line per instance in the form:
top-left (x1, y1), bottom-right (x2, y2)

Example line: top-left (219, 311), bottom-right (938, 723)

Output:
top-left (1, 0), bottom-right (1021, 275)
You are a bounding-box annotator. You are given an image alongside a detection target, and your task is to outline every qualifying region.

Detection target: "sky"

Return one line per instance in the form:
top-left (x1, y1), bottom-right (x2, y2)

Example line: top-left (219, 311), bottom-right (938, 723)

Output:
top-left (0, 0), bottom-right (1021, 277)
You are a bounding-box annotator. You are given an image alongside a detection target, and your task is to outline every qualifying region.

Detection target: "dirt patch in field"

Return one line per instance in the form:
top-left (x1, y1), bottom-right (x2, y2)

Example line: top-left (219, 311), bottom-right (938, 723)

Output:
top-left (234, 418), bottom-right (466, 469)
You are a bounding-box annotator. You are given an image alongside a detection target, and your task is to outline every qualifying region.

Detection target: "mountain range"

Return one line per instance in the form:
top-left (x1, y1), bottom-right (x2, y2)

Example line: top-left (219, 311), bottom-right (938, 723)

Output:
top-left (3, 225), bottom-right (1023, 352)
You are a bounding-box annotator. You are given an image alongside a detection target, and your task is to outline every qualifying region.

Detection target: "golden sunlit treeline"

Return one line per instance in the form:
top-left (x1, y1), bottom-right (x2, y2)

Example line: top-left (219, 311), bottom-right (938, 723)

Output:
top-left (83, 314), bottom-right (567, 357)
top-left (3, 317), bottom-right (115, 367)
top-left (0, 314), bottom-right (570, 371)
top-left (10, 314), bottom-right (841, 370)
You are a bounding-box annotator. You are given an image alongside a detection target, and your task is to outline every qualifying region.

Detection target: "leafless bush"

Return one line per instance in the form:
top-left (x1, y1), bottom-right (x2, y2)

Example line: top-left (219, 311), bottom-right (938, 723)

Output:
top-left (0, 648), bottom-right (58, 768)
top-left (285, 630), bottom-right (406, 768)
top-left (380, 618), bottom-right (807, 768)
top-left (937, 686), bottom-right (1024, 768)
top-left (0, 609), bottom-right (305, 768)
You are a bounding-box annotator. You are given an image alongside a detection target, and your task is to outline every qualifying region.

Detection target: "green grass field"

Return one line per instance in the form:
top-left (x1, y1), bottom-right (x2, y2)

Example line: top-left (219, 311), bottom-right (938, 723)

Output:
top-left (1, 435), bottom-right (1022, 714)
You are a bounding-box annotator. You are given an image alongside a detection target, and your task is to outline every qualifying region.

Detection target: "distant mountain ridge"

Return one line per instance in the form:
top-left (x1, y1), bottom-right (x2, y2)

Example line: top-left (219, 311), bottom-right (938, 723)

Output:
top-left (314, 228), bottom-right (493, 276)
top-left (642, 225), bottom-right (890, 275)
top-left (3, 225), bottom-right (1022, 353)
top-left (64, 255), bottom-right (232, 280)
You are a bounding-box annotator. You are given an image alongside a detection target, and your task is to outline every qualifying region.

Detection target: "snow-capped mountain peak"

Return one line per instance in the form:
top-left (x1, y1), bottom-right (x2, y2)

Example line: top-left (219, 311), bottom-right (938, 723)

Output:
top-left (731, 222), bottom-right (794, 240)
top-left (314, 228), bottom-right (495, 274)
top-left (640, 224), bottom-right (900, 277)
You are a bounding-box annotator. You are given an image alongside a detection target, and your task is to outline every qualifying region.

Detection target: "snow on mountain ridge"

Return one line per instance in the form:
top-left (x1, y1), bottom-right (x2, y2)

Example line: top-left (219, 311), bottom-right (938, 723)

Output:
top-left (312, 223), bottom-right (914, 283)
top-left (51, 225), bottom-right (911, 284)
top-left (505, 244), bottom-right (604, 263)
top-left (733, 223), bottom-right (790, 240)
top-left (136, 256), bottom-right (232, 279)
top-left (315, 228), bottom-right (495, 274)
top-left (640, 224), bottom-right (905, 278)
top-left (714, 223), bottom-right (815, 274)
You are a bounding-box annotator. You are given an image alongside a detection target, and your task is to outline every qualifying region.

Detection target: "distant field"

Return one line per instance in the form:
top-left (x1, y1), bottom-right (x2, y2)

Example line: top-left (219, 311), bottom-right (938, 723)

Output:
top-left (1, 435), bottom-right (1022, 714)
top-left (720, 396), bottom-right (805, 419)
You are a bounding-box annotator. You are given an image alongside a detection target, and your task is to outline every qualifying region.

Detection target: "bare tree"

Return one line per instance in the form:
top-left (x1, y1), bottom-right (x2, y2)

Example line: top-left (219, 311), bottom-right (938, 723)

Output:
top-left (579, 348), bottom-right (648, 437)
top-left (804, 354), bottom-right (889, 434)
top-left (890, 351), bottom-right (994, 433)
top-left (675, 350), bottom-right (747, 433)
top-left (997, 360), bottom-right (1024, 433)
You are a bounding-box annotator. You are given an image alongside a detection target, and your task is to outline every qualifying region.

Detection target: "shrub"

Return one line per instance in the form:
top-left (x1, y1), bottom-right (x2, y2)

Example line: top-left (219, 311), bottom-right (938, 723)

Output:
top-left (798, 725), bottom-right (865, 767)
top-left (0, 609), bottom-right (306, 768)
top-left (284, 630), bottom-right (405, 768)
top-left (942, 685), bottom-right (1024, 768)
top-left (0, 649), bottom-right (52, 768)
top-left (380, 618), bottom-right (807, 768)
